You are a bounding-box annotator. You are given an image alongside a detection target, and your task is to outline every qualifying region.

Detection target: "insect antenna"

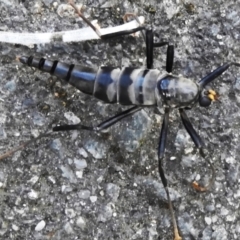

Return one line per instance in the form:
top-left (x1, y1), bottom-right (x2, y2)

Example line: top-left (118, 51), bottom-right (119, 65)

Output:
top-left (199, 62), bottom-right (240, 88)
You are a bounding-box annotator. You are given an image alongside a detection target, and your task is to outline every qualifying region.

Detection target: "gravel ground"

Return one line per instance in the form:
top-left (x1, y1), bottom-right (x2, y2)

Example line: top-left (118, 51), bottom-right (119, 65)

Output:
top-left (0, 1), bottom-right (240, 240)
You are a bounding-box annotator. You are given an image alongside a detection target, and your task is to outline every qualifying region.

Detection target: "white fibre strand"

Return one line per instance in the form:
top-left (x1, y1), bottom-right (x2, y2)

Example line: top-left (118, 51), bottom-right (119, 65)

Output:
top-left (0, 16), bottom-right (145, 46)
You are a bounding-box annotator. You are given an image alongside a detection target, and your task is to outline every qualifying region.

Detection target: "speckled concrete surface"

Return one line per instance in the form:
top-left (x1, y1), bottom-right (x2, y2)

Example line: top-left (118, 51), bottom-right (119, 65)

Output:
top-left (0, 1), bottom-right (240, 240)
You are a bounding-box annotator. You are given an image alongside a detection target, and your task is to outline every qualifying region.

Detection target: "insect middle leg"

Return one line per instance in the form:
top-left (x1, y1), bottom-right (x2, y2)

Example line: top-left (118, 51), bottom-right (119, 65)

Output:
top-left (158, 108), bottom-right (182, 240)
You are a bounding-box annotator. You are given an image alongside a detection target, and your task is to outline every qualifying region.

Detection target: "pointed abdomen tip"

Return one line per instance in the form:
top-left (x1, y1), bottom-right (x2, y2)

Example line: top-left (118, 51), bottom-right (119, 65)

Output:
top-left (16, 56), bottom-right (30, 65)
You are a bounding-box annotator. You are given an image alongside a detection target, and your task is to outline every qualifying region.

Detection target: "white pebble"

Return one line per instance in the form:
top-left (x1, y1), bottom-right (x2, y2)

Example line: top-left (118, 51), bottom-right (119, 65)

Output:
top-left (90, 196), bottom-right (97, 203)
top-left (205, 216), bottom-right (212, 225)
top-left (35, 220), bottom-right (46, 231)
top-left (12, 224), bottom-right (19, 231)
top-left (28, 190), bottom-right (39, 200)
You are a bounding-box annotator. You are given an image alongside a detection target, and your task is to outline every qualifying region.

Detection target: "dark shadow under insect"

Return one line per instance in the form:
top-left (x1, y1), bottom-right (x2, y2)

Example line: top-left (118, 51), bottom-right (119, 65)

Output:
top-left (3, 5), bottom-right (240, 240)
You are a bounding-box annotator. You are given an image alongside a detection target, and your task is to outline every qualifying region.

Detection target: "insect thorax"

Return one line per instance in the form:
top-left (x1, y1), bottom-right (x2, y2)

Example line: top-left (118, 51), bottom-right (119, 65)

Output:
top-left (157, 75), bottom-right (200, 108)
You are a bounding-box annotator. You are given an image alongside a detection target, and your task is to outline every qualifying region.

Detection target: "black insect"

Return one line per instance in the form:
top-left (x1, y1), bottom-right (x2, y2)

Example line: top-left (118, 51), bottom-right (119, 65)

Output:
top-left (3, 6), bottom-right (240, 240)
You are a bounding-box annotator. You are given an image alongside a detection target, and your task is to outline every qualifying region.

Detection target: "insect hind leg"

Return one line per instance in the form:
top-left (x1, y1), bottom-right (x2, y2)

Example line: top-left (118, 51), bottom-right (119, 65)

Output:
top-left (53, 106), bottom-right (141, 132)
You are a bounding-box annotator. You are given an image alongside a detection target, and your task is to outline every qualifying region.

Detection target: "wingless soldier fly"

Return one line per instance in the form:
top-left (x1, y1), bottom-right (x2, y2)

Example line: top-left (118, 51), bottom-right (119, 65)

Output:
top-left (1, 1), bottom-right (240, 239)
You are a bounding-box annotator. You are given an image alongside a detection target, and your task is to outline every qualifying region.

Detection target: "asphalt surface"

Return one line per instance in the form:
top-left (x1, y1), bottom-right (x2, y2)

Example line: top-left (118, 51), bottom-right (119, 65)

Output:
top-left (0, 1), bottom-right (240, 240)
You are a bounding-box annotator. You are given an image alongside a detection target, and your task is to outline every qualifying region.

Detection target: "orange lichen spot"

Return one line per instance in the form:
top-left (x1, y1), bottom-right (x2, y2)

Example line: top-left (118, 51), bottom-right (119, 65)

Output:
top-left (192, 181), bottom-right (207, 192)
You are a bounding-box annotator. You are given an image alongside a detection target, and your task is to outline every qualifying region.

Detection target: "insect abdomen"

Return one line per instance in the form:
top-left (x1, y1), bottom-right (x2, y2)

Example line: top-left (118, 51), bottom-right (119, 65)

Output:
top-left (19, 56), bottom-right (98, 96)
top-left (93, 67), bottom-right (159, 105)
top-left (118, 68), bottom-right (159, 105)
top-left (19, 57), bottom-right (159, 106)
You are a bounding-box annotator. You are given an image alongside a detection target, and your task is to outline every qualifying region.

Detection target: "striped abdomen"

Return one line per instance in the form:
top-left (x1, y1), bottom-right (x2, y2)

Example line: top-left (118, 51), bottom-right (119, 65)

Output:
top-left (19, 56), bottom-right (161, 106)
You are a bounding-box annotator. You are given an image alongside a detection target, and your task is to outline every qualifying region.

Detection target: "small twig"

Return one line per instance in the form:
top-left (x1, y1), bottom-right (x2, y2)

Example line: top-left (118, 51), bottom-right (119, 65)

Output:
top-left (123, 12), bottom-right (145, 40)
top-left (68, 0), bottom-right (102, 37)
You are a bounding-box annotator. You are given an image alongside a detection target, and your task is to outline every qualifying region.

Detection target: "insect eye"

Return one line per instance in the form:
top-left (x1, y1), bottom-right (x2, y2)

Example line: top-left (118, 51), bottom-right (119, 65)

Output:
top-left (199, 95), bottom-right (211, 107)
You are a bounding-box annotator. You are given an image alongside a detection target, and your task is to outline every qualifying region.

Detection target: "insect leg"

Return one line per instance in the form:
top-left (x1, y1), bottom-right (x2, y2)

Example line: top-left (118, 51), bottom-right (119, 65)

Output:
top-left (123, 14), bottom-right (172, 70)
top-left (53, 106), bottom-right (142, 132)
top-left (198, 62), bottom-right (240, 88)
top-left (0, 107), bottom-right (141, 160)
top-left (69, 0), bottom-right (170, 70)
top-left (69, 0), bottom-right (172, 71)
top-left (146, 29), bottom-right (154, 69)
top-left (179, 109), bottom-right (215, 192)
top-left (0, 131), bottom-right (53, 161)
top-left (146, 29), bottom-right (174, 71)
top-left (166, 45), bottom-right (174, 73)
top-left (152, 43), bottom-right (174, 72)
top-left (158, 108), bottom-right (182, 240)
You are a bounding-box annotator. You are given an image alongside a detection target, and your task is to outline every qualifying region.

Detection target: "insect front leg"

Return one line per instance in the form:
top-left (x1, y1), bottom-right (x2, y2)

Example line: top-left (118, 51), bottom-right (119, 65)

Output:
top-left (179, 109), bottom-right (215, 192)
